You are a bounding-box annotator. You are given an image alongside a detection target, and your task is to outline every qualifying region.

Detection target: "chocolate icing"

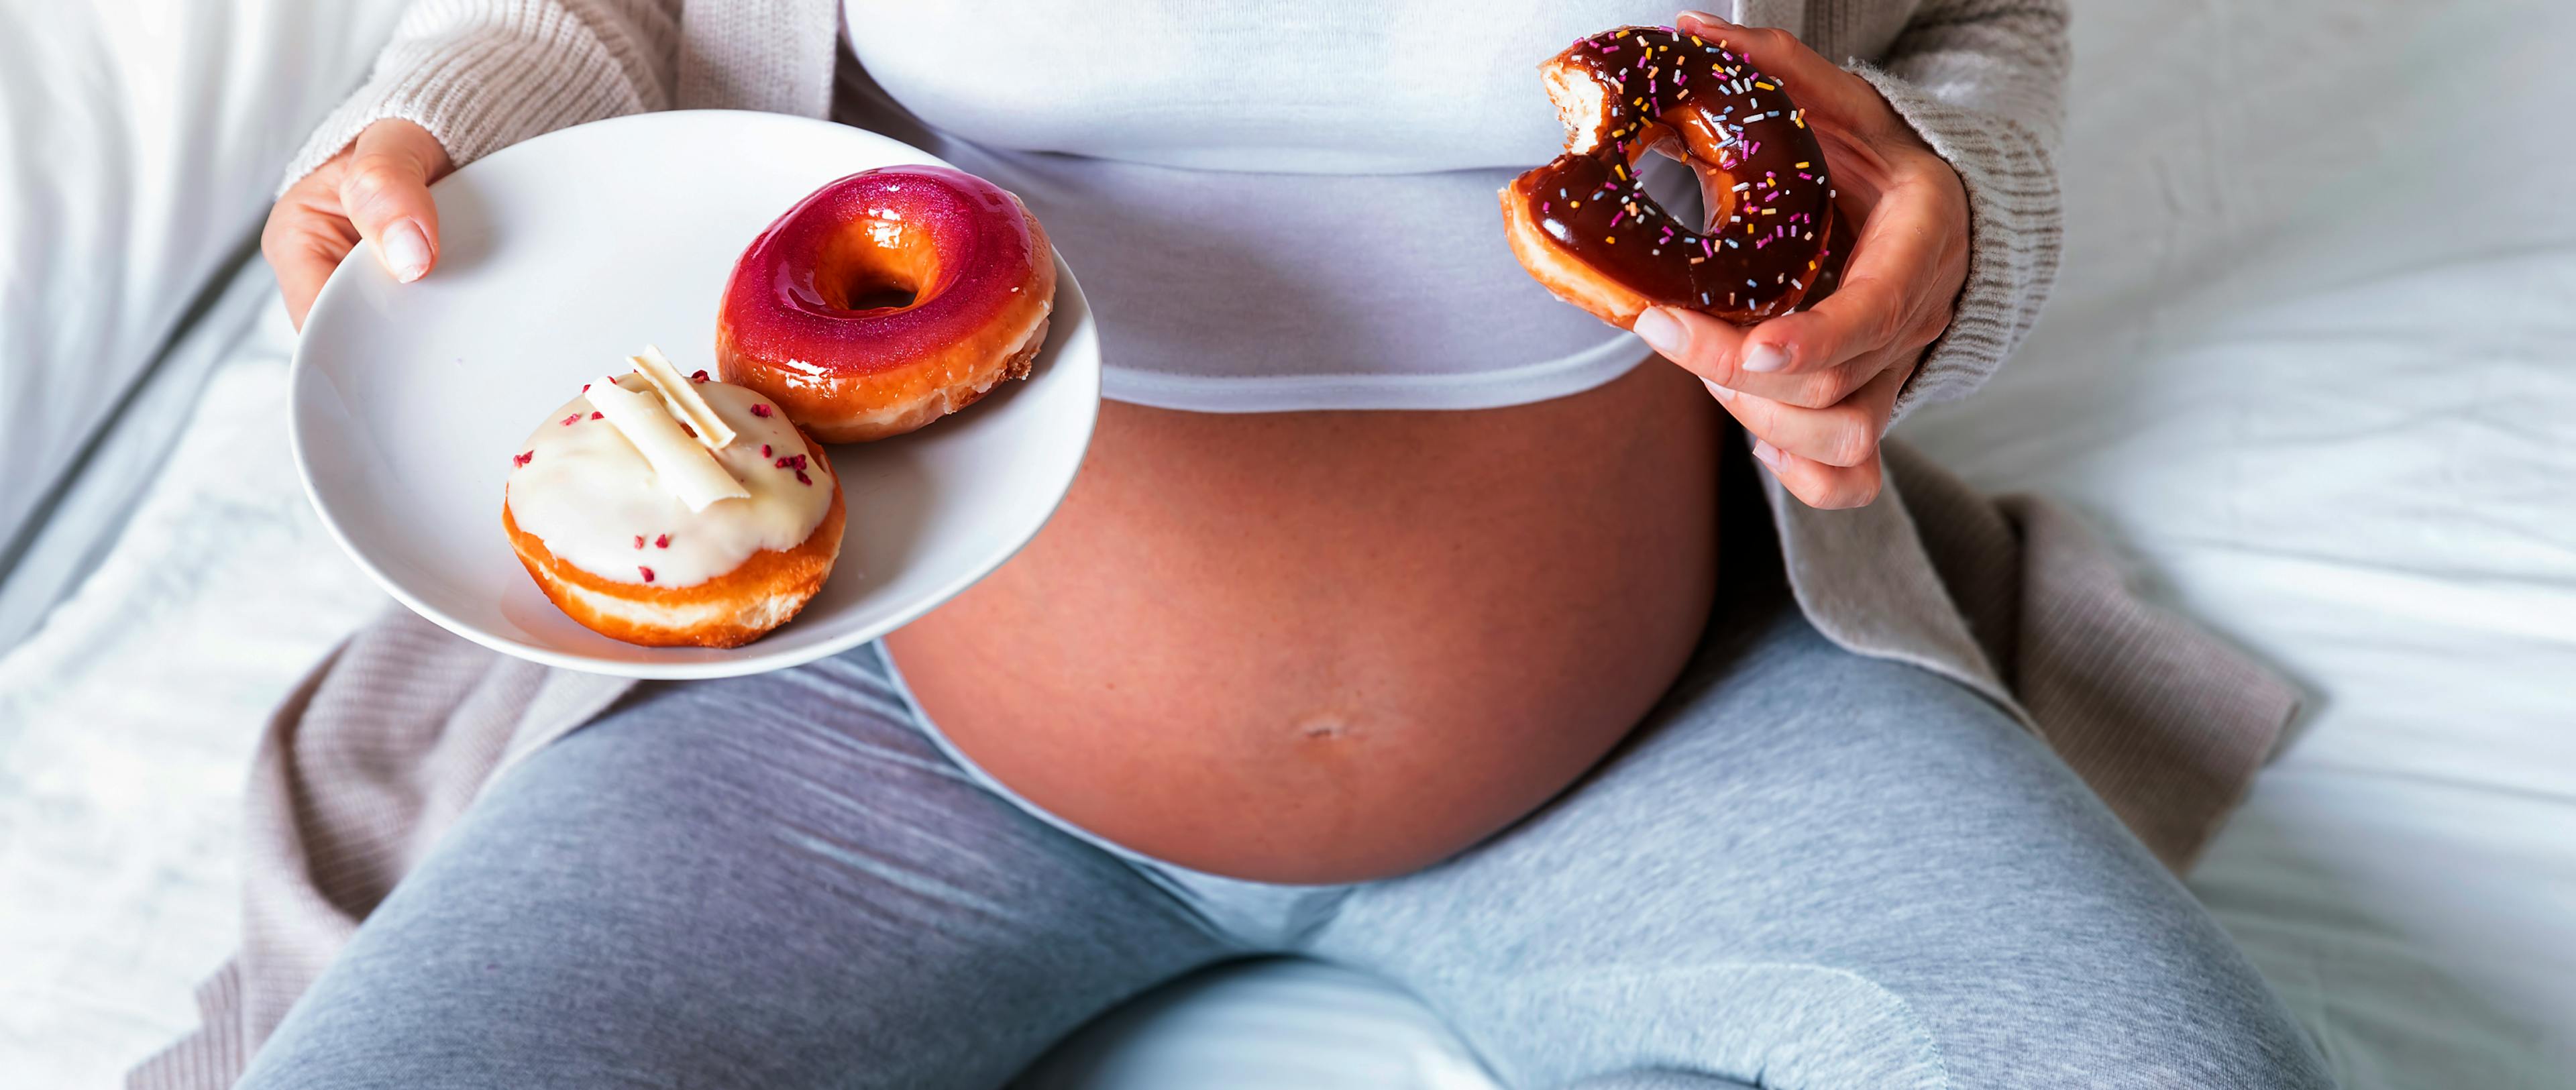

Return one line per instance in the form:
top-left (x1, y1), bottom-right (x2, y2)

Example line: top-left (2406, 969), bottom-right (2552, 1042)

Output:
top-left (1509, 25), bottom-right (1844, 322)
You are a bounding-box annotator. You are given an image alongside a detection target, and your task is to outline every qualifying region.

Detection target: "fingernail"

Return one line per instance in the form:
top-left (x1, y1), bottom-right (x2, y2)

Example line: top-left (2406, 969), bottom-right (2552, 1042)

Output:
top-left (1750, 438), bottom-right (1782, 470)
top-left (380, 219), bottom-right (431, 282)
top-left (1681, 10), bottom-right (1736, 27)
top-left (1701, 377), bottom-right (1736, 402)
top-left (1633, 307), bottom-right (1688, 358)
top-left (1743, 342), bottom-right (1790, 372)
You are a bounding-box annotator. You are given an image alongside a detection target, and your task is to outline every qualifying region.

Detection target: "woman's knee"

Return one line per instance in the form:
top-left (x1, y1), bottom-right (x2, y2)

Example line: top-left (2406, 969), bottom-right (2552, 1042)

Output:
top-left (1583, 626), bottom-right (2335, 1087)
top-left (1619, 618), bottom-right (2085, 846)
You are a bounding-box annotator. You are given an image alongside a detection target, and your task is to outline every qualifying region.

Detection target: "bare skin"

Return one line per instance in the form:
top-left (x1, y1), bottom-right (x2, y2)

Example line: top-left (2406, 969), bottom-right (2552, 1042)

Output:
top-left (888, 360), bottom-right (1720, 881)
top-left (262, 15), bottom-right (1969, 883)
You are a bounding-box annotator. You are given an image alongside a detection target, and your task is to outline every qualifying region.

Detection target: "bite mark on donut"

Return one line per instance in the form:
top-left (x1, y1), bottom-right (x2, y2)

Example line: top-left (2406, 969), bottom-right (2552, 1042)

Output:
top-left (1546, 60), bottom-right (1611, 154)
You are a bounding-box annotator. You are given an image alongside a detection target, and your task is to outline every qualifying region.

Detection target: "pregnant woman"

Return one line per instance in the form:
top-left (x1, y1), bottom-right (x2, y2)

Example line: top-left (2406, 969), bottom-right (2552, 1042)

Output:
top-left (156, 3), bottom-right (2332, 1088)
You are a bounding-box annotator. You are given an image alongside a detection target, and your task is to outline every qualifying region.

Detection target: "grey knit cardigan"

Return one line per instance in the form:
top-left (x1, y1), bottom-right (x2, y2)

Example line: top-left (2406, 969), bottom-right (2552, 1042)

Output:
top-left (137, 1), bottom-right (2300, 1085)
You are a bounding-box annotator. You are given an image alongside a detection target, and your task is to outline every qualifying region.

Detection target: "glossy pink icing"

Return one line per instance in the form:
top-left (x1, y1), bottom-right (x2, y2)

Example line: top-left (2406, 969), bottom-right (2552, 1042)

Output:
top-left (719, 165), bottom-right (1040, 376)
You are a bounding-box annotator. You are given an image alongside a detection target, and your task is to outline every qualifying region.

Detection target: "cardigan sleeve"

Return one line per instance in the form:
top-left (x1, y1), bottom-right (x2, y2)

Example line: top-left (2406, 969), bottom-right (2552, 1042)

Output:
top-left (280, 0), bottom-right (684, 193)
top-left (1850, 0), bottom-right (2071, 423)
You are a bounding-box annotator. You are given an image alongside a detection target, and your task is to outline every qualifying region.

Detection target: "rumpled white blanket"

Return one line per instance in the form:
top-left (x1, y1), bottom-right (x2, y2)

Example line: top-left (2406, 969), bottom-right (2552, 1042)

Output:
top-left (0, 0), bottom-right (411, 649)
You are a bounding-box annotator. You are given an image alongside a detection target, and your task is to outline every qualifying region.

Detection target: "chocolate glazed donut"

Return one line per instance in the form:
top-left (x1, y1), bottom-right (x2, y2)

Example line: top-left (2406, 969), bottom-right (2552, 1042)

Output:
top-left (1503, 25), bottom-right (1846, 327)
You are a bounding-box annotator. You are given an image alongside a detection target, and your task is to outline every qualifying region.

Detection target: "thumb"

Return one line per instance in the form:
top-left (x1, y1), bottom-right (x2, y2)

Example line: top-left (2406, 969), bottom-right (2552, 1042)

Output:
top-left (336, 119), bottom-right (451, 283)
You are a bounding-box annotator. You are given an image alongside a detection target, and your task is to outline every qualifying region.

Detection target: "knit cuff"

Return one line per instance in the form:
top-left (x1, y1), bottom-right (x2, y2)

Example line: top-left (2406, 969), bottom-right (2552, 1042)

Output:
top-left (278, 5), bottom-right (668, 195)
top-left (1852, 66), bottom-right (2065, 425)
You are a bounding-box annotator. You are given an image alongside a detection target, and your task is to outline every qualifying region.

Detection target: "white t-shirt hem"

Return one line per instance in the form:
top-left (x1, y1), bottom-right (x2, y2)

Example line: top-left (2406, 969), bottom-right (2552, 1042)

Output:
top-left (1099, 333), bottom-right (1651, 413)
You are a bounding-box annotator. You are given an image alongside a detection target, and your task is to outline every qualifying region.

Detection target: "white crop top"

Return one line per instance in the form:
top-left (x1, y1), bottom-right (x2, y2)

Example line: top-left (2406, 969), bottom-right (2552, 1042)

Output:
top-left (838, 1), bottom-right (1716, 411)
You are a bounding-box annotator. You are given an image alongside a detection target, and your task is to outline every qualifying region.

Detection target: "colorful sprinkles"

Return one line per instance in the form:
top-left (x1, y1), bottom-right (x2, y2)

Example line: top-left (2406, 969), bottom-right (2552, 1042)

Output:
top-left (1509, 25), bottom-right (1842, 321)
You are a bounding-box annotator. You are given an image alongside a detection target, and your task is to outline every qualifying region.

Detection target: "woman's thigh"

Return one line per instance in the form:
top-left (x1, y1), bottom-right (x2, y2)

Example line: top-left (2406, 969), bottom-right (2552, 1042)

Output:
top-left (237, 647), bottom-right (1238, 1090)
top-left (1309, 604), bottom-right (2332, 1090)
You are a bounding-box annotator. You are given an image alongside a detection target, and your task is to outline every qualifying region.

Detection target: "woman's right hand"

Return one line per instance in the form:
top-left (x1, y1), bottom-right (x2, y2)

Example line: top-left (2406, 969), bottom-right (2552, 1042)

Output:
top-left (262, 119), bottom-right (454, 329)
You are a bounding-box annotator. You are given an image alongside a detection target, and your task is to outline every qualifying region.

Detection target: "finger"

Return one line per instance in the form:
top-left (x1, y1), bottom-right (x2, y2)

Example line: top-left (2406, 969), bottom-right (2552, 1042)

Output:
top-left (1638, 305), bottom-right (1877, 406)
top-left (1847, 347), bottom-right (1916, 425)
top-left (1749, 434), bottom-right (1884, 510)
top-left (1631, 304), bottom-right (1746, 384)
top-left (1672, 12), bottom-right (1896, 139)
top-left (1706, 347), bottom-right (1910, 466)
top-left (336, 119), bottom-right (449, 284)
top-left (262, 174), bottom-right (362, 330)
top-left (1735, 180), bottom-right (1947, 374)
top-left (1738, 360), bottom-right (1909, 508)
top-left (1702, 380), bottom-right (1878, 468)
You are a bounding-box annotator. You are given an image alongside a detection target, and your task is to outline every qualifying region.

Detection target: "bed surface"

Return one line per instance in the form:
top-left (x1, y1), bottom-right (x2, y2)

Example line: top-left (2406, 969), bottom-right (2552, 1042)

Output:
top-left (4, 1), bottom-right (2571, 1086)
top-left (1902, 1), bottom-right (2576, 1083)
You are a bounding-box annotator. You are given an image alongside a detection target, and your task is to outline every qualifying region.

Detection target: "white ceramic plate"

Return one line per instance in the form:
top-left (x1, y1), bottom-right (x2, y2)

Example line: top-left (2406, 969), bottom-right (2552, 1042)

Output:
top-left (292, 111), bottom-right (1099, 678)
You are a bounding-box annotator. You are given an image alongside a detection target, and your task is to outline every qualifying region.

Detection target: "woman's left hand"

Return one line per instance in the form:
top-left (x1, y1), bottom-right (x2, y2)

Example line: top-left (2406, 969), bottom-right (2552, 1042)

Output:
top-left (1629, 11), bottom-right (1970, 510)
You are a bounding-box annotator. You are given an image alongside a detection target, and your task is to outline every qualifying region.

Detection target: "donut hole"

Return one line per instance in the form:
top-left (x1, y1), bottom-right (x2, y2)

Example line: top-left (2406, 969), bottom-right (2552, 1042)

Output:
top-left (1629, 151), bottom-right (1710, 233)
top-left (835, 270), bottom-right (919, 313)
top-left (813, 217), bottom-right (945, 315)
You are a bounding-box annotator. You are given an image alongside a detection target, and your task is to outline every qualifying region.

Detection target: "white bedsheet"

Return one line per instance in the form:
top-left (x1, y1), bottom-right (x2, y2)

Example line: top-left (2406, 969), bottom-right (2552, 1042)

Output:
top-left (0, 286), bottom-right (389, 1083)
top-left (0, 0), bottom-right (410, 651)
top-left (1904, 1), bottom-right (2576, 1085)
top-left (3, 0), bottom-right (2572, 1087)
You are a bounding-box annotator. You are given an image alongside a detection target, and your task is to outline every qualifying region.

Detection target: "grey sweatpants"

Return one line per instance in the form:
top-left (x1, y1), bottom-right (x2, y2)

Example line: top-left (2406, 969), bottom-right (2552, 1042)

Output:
top-left (237, 589), bottom-right (2332, 1089)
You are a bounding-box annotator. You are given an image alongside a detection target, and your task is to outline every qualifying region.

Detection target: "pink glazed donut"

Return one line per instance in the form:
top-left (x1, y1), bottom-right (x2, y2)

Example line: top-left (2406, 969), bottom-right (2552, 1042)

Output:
top-left (715, 166), bottom-right (1057, 443)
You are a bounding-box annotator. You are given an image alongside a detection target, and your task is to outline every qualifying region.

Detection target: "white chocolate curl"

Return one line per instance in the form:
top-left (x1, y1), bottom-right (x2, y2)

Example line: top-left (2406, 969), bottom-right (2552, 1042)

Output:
top-left (584, 374), bottom-right (751, 512)
top-left (632, 344), bottom-right (737, 450)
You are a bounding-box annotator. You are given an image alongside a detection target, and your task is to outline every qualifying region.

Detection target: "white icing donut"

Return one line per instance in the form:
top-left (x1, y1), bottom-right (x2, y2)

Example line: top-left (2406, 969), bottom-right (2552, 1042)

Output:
top-left (503, 372), bottom-right (844, 649)
top-left (507, 374), bottom-right (830, 587)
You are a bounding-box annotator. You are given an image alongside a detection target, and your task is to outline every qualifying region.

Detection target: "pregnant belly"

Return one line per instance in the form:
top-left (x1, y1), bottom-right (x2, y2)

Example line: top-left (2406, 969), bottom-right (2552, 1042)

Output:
top-left (885, 358), bottom-right (1721, 883)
